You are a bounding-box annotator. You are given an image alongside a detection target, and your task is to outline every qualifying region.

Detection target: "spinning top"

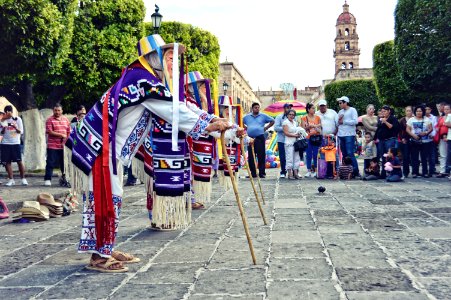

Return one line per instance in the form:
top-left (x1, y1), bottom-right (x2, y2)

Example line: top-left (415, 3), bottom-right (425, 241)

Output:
top-left (318, 186), bottom-right (326, 193)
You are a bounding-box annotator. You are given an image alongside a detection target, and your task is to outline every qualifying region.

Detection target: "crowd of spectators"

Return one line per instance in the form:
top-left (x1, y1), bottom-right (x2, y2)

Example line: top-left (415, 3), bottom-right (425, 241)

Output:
top-left (271, 97), bottom-right (451, 182)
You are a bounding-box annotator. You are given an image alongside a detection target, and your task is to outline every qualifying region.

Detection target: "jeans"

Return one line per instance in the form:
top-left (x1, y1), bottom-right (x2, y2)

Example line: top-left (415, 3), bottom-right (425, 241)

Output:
top-left (248, 135), bottom-right (266, 177)
top-left (447, 140), bottom-right (451, 174)
top-left (44, 148), bottom-right (64, 180)
top-left (399, 142), bottom-right (410, 177)
top-left (278, 142), bottom-right (287, 175)
top-left (380, 138), bottom-right (398, 178)
top-left (410, 141), bottom-right (433, 176)
top-left (305, 139), bottom-right (319, 171)
top-left (386, 174), bottom-right (402, 182)
top-left (338, 136), bottom-right (359, 176)
top-left (438, 140), bottom-right (448, 174)
top-left (429, 143), bottom-right (437, 174)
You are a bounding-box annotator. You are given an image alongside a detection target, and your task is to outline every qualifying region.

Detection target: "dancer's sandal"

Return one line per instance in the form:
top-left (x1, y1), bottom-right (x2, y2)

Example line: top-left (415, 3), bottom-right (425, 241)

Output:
top-left (86, 257), bottom-right (128, 273)
top-left (112, 250), bottom-right (141, 264)
top-left (150, 223), bottom-right (174, 231)
top-left (192, 202), bottom-right (205, 210)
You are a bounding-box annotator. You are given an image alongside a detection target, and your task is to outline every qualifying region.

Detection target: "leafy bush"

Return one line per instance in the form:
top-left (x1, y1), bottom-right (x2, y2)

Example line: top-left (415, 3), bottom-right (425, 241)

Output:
top-left (324, 79), bottom-right (381, 115)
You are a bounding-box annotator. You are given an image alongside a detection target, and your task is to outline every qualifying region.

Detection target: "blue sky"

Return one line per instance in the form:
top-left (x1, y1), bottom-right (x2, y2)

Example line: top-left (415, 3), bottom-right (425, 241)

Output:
top-left (143, 0), bottom-right (398, 91)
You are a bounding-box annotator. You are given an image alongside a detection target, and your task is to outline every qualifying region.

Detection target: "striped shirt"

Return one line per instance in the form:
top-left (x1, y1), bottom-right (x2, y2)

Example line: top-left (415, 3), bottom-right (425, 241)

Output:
top-left (338, 165), bottom-right (353, 180)
top-left (46, 115), bottom-right (70, 150)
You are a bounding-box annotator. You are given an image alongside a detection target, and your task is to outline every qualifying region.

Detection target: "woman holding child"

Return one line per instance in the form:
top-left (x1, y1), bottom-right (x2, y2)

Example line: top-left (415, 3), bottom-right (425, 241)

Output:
top-left (283, 109), bottom-right (305, 180)
top-left (301, 103), bottom-right (322, 178)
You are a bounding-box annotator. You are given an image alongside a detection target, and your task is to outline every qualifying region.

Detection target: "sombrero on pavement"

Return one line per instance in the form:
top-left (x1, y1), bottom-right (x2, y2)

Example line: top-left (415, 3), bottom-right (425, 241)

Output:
top-left (15, 201), bottom-right (50, 220)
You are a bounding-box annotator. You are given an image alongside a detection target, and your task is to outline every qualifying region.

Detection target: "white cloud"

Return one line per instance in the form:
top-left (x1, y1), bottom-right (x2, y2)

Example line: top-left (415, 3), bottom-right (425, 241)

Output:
top-left (143, 0), bottom-right (397, 90)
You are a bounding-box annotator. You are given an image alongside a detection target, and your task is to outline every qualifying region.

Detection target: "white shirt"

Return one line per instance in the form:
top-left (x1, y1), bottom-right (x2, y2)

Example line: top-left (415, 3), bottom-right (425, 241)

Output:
top-left (282, 119), bottom-right (299, 145)
top-left (316, 109), bottom-right (338, 136)
top-left (337, 107), bottom-right (358, 137)
top-left (426, 114), bottom-right (437, 138)
top-left (0, 116), bottom-right (23, 145)
top-left (446, 114), bottom-right (451, 141)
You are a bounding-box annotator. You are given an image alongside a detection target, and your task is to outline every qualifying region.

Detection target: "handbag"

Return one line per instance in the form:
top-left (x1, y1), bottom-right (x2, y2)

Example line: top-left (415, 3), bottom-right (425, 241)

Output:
top-left (310, 134), bottom-right (323, 146)
top-left (294, 138), bottom-right (308, 152)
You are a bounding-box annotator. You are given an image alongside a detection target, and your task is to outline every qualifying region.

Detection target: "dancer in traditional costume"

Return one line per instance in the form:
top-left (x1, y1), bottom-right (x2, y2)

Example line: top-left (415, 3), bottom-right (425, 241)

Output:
top-left (185, 71), bottom-right (216, 208)
top-left (66, 34), bottom-right (230, 272)
top-left (215, 96), bottom-right (252, 191)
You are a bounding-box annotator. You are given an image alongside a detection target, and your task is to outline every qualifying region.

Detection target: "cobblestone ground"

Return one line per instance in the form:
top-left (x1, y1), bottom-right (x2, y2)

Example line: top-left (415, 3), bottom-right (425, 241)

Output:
top-left (0, 170), bottom-right (450, 299)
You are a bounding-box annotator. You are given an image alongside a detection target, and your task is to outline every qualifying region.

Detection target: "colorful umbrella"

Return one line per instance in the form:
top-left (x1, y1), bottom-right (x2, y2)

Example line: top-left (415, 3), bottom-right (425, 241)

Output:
top-left (263, 100), bottom-right (307, 118)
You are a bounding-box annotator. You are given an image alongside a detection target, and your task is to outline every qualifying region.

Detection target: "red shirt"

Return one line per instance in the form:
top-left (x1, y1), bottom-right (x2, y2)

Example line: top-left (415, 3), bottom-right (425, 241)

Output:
top-left (46, 115), bottom-right (70, 149)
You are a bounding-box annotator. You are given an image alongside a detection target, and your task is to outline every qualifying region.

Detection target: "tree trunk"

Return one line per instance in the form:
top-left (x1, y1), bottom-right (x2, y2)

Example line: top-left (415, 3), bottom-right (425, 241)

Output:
top-left (45, 85), bottom-right (67, 109)
top-left (22, 79), bottom-right (37, 110)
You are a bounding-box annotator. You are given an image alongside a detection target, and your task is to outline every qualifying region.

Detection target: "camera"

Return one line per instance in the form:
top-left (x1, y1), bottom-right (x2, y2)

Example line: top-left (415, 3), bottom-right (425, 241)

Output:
top-left (7, 123), bottom-right (12, 126)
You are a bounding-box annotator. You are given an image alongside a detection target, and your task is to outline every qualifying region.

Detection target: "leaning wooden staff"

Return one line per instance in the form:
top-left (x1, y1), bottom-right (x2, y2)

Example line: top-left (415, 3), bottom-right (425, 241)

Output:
top-left (220, 132), bottom-right (257, 265)
top-left (240, 138), bottom-right (267, 225)
top-left (251, 145), bottom-right (266, 204)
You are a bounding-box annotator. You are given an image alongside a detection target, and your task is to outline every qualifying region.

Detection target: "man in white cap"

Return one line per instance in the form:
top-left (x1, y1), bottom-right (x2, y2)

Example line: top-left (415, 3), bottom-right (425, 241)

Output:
top-left (315, 100), bottom-right (338, 138)
top-left (274, 103), bottom-right (293, 178)
top-left (337, 96), bottom-right (361, 178)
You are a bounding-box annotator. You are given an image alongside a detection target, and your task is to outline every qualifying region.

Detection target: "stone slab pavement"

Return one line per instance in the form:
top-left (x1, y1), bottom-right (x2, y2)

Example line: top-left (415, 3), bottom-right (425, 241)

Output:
top-left (0, 169), bottom-right (450, 299)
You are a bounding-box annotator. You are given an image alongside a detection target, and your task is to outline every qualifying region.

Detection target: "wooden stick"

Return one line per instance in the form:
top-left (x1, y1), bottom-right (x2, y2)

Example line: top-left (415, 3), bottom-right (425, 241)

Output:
top-left (240, 138), bottom-right (267, 225)
top-left (251, 144), bottom-right (266, 204)
top-left (220, 132), bottom-right (256, 265)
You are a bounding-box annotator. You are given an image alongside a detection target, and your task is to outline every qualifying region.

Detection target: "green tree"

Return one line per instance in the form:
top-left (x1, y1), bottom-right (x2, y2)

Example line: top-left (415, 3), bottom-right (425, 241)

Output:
top-left (0, 0), bottom-right (76, 110)
top-left (373, 40), bottom-right (415, 108)
top-left (145, 21), bottom-right (221, 95)
top-left (324, 79), bottom-right (381, 115)
top-left (63, 0), bottom-right (145, 111)
top-left (395, 0), bottom-right (451, 102)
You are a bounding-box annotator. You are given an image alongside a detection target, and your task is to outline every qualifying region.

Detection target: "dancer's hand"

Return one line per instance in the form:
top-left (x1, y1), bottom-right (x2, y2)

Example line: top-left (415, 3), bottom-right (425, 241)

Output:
top-left (248, 138), bottom-right (254, 145)
top-left (236, 127), bottom-right (245, 137)
top-left (205, 120), bottom-right (231, 132)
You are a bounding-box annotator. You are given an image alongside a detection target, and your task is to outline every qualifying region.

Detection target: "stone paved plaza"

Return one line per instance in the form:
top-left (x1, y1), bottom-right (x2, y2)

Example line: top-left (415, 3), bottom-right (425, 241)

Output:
top-left (0, 170), bottom-right (450, 299)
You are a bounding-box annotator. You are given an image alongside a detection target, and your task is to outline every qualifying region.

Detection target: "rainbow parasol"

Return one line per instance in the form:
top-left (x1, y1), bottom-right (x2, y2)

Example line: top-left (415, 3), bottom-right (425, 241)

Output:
top-left (263, 100), bottom-right (307, 118)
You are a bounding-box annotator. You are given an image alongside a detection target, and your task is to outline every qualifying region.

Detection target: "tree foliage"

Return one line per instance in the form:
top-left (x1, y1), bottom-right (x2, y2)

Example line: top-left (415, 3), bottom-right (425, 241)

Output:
top-left (372, 40), bottom-right (415, 108)
top-left (394, 0), bottom-right (451, 102)
top-left (63, 0), bottom-right (145, 110)
top-left (0, 0), bottom-right (77, 110)
top-left (145, 21), bottom-right (221, 97)
top-left (324, 79), bottom-right (381, 115)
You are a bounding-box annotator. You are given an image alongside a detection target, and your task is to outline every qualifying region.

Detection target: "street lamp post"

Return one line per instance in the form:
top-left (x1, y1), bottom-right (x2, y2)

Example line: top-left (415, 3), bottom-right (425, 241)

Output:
top-left (222, 81), bottom-right (229, 96)
top-left (151, 5), bottom-right (163, 34)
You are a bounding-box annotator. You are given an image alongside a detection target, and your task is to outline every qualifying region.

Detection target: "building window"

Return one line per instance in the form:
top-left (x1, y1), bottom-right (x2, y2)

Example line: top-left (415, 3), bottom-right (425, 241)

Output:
top-left (341, 62), bottom-right (346, 69)
top-left (338, 29), bottom-right (342, 36)
top-left (349, 62), bottom-right (354, 69)
top-left (344, 42), bottom-right (350, 51)
top-left (345, 28), bottom-right (349, 36)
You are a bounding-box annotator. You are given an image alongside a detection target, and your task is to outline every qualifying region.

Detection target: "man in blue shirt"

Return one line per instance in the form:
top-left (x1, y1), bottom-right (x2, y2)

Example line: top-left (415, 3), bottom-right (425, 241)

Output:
top-left (274, 103), bottom-right (292, 178)
top-left (243, 103), bottom-right (274, 178)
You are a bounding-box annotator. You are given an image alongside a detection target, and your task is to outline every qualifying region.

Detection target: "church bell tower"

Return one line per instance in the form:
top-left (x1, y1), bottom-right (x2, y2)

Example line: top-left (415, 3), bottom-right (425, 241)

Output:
top-left (333, 1), bottom-right (360, 74)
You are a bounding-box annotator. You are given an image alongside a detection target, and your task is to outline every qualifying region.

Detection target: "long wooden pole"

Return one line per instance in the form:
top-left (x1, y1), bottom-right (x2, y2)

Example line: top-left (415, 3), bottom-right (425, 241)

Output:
top-left (251, 144), bottom-right (266, 204)
top-left (240, 138), bottom-right (267, 225)
top-left (220, 132), bottom-right (256, 265)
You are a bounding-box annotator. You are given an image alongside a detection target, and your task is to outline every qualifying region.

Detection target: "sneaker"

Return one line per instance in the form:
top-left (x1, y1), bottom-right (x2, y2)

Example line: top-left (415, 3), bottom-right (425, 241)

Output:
top-left (401, 175), bottom-right (405, 180)
top-left (311, 172), bottom-right (317, 178)
top-left (305, 171), bottom-right (312, 178)
top-left (5, 179), bottom-right (15, 187)
top-left (280, 174), bottom-right (286, 179)
top-left (21, 178), bottom-right (28, 186)
top-left (44, 180), bottom-right (52, 186)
